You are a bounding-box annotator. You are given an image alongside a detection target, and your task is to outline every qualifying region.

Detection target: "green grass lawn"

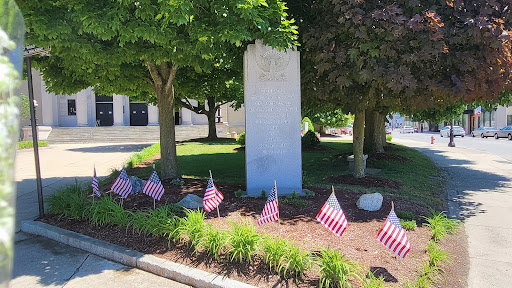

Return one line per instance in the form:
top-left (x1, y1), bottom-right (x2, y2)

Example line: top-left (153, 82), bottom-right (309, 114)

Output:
top-left (17, 140), bottom-right (48, 149)
top-left (131, 138), bottom-right (444, 210)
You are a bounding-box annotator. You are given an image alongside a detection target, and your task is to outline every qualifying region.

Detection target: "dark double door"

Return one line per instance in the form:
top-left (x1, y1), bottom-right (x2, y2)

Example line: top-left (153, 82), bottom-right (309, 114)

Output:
top-left (96, 103), bottom-right (113, 126)
top-left (130, 103), bottom-right (148, 126)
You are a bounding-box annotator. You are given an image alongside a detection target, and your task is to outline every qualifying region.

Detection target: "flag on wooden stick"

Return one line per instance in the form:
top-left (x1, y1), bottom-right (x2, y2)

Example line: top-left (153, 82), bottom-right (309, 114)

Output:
top-left (258, 183), bottom-right (279, 225)
top-left (142, 170), bottom-right (165, 201)
top-left (316, 190), bottom-right (347, 237)
top-left (92, 167), bottom-right (100, 197)
top-left (111, 168), bottom-right (132, 198)
top-left (376, 206), bottom-right (411, 258)
top-left (202, 175), bottom-right (224, 212)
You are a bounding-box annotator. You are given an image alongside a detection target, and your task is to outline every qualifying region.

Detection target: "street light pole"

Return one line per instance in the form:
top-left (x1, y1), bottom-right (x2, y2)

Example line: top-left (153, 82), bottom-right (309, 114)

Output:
top-left (25, 56), bottom-right (45, 217)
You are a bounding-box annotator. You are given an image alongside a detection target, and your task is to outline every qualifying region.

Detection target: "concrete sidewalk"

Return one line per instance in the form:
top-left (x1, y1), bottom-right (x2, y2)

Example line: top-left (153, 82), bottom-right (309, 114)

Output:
top-left (11, 141), bottom-right (192, 288)
top-left (393, 137), bottom-right (512, 288)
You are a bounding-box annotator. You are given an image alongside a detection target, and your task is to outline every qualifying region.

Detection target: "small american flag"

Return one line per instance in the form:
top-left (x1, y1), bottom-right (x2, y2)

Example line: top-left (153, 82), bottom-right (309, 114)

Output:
top-left (111, 168), bottom-right (132, 198)
top-left (258, 183), bottom-right (279, 225)
top-left (316, 192), bottom-right (348, 237)
top-left (203, 176), bottom-right (224, 212)
top-left (376, 208), bottom-right (411, 258)
top-left (92, 167), bottom-right (100, 197)
top-left (142, 170), bottom-right (165, 201)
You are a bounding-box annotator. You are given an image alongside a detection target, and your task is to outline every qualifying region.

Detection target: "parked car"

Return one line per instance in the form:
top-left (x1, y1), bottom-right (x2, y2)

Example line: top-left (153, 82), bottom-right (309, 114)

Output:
top-left (386, 127), bottom-right (392, 134)
top-left (400, 125), bottom-right (415, 133)
top-left (471, 127), bottom-right (498, 138)
top-left (340, 125), bottom-right (353, 135)
top-left (440, 125), bottom-right (465, 137)
top-left (493, 126), bottom-right (512, 140)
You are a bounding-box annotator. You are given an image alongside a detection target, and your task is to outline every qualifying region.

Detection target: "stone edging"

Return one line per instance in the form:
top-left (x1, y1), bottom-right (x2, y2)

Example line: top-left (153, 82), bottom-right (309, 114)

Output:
top-left (21, 220), bottom-right (257, 288)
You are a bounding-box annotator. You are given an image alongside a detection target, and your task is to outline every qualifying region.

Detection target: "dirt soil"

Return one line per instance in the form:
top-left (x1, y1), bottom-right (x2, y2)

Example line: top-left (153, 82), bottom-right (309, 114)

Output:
top-left (39, 174), bottom-right (468, 288)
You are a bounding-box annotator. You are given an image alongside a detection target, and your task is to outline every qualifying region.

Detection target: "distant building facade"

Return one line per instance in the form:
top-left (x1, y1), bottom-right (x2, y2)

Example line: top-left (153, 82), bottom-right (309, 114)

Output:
top-left (20, 69), bottom-right (245, 134)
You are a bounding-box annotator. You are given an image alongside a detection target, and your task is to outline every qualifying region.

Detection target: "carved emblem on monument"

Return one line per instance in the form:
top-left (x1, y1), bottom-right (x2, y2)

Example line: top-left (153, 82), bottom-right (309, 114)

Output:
top-left (255, 42), bottom-right (291, 82)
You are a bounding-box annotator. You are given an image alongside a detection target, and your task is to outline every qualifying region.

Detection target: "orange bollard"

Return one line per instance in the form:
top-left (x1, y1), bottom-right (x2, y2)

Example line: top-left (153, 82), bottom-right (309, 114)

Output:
top-left (431, 136), bottom-right (435, 144)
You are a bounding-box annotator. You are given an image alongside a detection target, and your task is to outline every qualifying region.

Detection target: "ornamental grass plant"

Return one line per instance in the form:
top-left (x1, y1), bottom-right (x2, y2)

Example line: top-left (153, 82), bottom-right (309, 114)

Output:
top-left (316, 247), bottom-right (357, 288)
top-left (201, 226), bottom-right (228, 261)
top-left (87, 194), bottom-right (132, 226)
top-left (47, 181), bottom-right (90, 219)
top-left (261, 235), bottom-right (289, 272)
top-left (226, 220), bottom-right (261, 263)
top-left (181, 209), bottom-right (207, 252)
top-left (279, 244), bottom-right (312, 280)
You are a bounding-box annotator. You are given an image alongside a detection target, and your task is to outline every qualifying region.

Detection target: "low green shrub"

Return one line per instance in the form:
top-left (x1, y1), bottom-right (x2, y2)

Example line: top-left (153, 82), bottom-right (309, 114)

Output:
top-left (400, 219), bottom-right (417, 231)
top-left (236, 132), bottom-right (246, 146)
top-left (170, 178), bottom-right (185, 186)
top-left (87, 195), bottom-right (132, 226)
top-left (227, 220), bottom-right (261, 263)
top-left (234, 189), bottom-right (244, 197)
top-left (280, 244), bottom-right (312, 279)
top-left (302, 130), bottom-right (320, 149)
top-left (396, 210), bottom-right (415, 221)
top-left (47, 181), bottom-right (90, 219)
top-left (261, 189), bottom-right (267, 198)
top-left (424, 210), bottom-right (458, 242)
top-left (281, 192), bottom-right (310, 207)
top-left (316, 247), bottom-right (357, 287)
top-left (261, 236), bottom-right (289, 272)
top-left (386, 135), bottom-right (392, 142)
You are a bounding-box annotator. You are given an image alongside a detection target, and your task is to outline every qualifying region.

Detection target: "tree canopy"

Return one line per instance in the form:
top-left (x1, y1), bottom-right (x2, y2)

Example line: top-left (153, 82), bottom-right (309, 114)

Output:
top-left (290, 0), bottom-right (512, 176)
top-left (19, 0), bottom-right (298, 178)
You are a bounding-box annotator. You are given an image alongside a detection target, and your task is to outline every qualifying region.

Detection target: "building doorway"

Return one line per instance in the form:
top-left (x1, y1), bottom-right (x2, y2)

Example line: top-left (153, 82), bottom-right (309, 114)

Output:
top-left (95, 95), bottom-right (114, 126)
top-left (129, 103), bottom-right (148, 126)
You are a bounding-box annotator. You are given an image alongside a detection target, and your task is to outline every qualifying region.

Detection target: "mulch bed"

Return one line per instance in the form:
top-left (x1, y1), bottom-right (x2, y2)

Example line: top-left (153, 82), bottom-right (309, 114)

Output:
top-left (38, 176), bottom-right (467, 287)
top-left (325, 174), bottom-right (403, 190)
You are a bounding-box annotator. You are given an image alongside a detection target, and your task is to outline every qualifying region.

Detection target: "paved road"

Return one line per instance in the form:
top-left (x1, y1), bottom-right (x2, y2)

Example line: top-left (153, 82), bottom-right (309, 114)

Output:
top-left (11, 141), bottom-right (191, 288)
top-left (393, 130), bottom-right (512, 162)
top-left (393, 133), bottom-right (512, 288)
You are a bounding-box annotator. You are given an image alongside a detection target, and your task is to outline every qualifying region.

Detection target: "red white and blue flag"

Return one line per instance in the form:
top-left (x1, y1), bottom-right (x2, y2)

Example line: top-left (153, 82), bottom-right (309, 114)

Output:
top-left (203, 176), bottom-right (224, 212)
top-left (376, 208), bottom-right (411, 258)
top-left (258, 183), bottom-right (279, 225)
top-left (111, 168), bottom-right (132, 198)
top-left (316, 192), bottom-right (348, 237)
top-left (92, 167), bottom-right (100, 197)
top-left (142, 170), bottom-right (165, 201)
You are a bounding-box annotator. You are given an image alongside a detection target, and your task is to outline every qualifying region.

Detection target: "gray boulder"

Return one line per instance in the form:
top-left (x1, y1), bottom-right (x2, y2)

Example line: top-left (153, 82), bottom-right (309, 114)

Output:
top-left (356, 193), bottom-right (383, 211)
top-left (177, 194), bottom-right (203, 209)
top-left (129, 176), bottom-right (146, 194)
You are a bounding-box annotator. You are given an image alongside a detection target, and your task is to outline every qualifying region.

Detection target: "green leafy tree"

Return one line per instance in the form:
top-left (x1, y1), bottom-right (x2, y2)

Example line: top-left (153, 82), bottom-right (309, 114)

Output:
top-left (19, 0), bottom-right (298, 179)
top-left (175, 64), bottom-right (243, 139)
top-left (305, 108), bottom-right (351, 130)
top-left (291, 0), bottom-right (512, 177)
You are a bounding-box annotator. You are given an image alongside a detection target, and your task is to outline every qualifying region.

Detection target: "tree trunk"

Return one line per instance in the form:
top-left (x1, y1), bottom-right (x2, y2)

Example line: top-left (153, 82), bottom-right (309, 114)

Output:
top-left (353, 110), bottom-right (365, 178)
top-left (364, 109), bottom-right (385, 154)
top-left (147, 61), bottom-right (178, 179)
top-left (206, 96), bottom-right (218, 139)
top-left (158, 90), bottom-right (178, 178)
